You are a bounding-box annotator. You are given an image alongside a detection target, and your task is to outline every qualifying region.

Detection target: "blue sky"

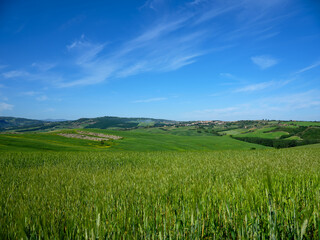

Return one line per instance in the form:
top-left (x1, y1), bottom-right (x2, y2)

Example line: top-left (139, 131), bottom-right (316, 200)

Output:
top-left (0, 0), bottom-right (320, 120)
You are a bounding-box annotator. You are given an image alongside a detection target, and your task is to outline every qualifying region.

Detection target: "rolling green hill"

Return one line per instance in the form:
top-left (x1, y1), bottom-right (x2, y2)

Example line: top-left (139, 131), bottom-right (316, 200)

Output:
top-left (1, 117), bottom-right (320, 150)
top-left (0, 116), bottom-right (176, 132)
top-left (0, 128), bottom-right (268, 152)
top-left (232, 127), bottom-right (289, 139)
top-left (0, 116), bottom-right (45, 129)
top-left (0, 118), bottom-right (320, 238)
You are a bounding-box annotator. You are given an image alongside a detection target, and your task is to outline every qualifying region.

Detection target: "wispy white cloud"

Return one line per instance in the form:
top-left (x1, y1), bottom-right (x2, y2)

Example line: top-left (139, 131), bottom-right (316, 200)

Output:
top-left (2, 70), bottom-right (30, 79)
top-left (6, 0), bottom-right (291, 88)
top-left (56, 18), bottom-right (207, 87)
top-left (22, 91), bottom-right (40, 96)
top-left (295, 61), bottom-right (320, 74)
top-left (0, 102), bottom-right (13, 112)
top-left (220, 73), bottom-right (235, 79)
top-left (219, 73), bottom-right (243, 82)
top-left (116, 62), bottom-right (147, 78)
top-left (140, 0), bottom-right (164, 11)
top-left (31, 62), bottom-right (56, 72)
top-left (234, 81), bottom-right (273, 92)
top-left (188, 90), bottom-right (320, 120)
top-left (234, 79), bottom-right (291, 92)
top-left (133, 97), bottom-right (167, 103)
top-left (56, 0), bottom-right (288, 87)
top-left (67, 34), bottom-right (88, 50)
top-left (57, 62), bottom-right (116, 87)
top-left (162, 53), bottom-right (203, 71)
top-left (67, 35), bottom-right (106, 65)
top-left (255, 31), bottom-right (280, 41)
top-left (251, 55), bottom-right (278, 69)
top-left (188, 0), bottom-right (207, 5)
top-left (262, 90), bottom-right (320, 110)
top-left (2, 69), bottom-right (61, 86)
top-left (190, 104), bottom-right (268, 120)
top-left (193, 3), bottom-right (241, 25)
top-left (219, 2), bottom-right (291, 42)
top-left (36, 95), bottom-right (48, 101)
top-left (22, 91), bottom-right (48, 101)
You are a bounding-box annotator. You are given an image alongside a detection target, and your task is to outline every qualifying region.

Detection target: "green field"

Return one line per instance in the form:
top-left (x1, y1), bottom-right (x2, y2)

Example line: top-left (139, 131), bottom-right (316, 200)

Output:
top-left (1, 149), bottom-right (320, 239)
top-left (0, 128), bottom-right (268, 152)
top-left (220, 128), bottom-right (246, 135)
top-left (286, 136), bottom-right (303, 140)
top-left (1, 124), bottom-right (320, 238)
top-left (235, 127), bottom-right (289, 139)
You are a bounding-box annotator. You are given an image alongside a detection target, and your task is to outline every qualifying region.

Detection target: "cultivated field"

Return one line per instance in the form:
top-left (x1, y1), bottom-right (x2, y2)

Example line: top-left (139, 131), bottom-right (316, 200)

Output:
top-left (1, 149), bottom-right (320, 239)
top-left (1, 121), bottom-right (320, 239)
top-left (0, 128), bottom-right (268, 152)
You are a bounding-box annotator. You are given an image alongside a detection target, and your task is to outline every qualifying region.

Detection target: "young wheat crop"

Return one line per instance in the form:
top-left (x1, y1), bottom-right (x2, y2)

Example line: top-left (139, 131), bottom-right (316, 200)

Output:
top-left (0, 149), bottom-right (319, 239)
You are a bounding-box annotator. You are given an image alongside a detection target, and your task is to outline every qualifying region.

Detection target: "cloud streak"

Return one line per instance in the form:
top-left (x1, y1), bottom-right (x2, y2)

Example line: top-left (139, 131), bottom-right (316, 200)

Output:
top-left (234, 81), bottom-right (274, 92)
top-left (56, 19), bottom-right (207, 87)
top-left (0, 102), bottom-right (13, 112)
top-left (295, 61), bottom-right (320, 74)
top-left (189, 90), bottom-right (320, 120)
top-left (5, 0), bottom-right (291, 88)
top-left (22, 91), bottom-right (49, 101)
top-left (22, 91), bottom-right (40, 96)
top-left (2, 70), bottom-right (30, 79)
top-left (251, 55), bottom-right (278, 69)
top-left (36, 95), bottom-right (48, 101)
top-left (31, 62), bottom-right (56, 72)
top-left (57, 0), bottom-right (290, 87)
top-left (234, 79), bottom-right (291, 93)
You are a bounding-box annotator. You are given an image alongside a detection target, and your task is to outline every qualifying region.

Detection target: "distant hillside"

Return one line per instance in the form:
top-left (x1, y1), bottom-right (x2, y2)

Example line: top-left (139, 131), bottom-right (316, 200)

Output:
top-left (0, 117), bottom-right (45, 130)
top-left (43, 119), bottom-right (68, 122)
top-left (0, 116), bottom-right (176, 132)
top-left (84, 116), bottom-right (174, 129)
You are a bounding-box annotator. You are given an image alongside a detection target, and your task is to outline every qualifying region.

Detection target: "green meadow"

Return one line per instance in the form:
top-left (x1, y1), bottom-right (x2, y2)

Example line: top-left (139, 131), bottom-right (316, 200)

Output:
top-left (1, 126), bottom-right (320, 239)
top-left (0, 128), bottom-right (268, 152)
top-left (230, 127), bottom-right (289, 139)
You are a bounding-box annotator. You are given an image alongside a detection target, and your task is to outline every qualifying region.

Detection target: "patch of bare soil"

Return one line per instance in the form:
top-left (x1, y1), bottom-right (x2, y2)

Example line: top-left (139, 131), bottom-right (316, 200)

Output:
top-left (57, 131), bottom-right (122, 141)
top-left (76, 131), bottom-right (122, 140)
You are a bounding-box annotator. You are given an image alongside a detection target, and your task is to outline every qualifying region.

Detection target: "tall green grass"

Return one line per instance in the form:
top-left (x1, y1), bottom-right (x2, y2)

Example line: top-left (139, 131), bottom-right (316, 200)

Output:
top-left (1, 149), bottom-right (320, 239)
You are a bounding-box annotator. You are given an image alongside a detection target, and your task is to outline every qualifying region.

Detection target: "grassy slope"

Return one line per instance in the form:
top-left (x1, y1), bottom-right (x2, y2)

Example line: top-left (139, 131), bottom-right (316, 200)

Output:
top-left (78, 128), bottom-right (269, 151)
top-left (286, 136), bottom-right (302, 140)
top-left (234, 127), bottom-right (289, 139)
top-left (0, 128), bottom-right (269, 151)
top-left (220, 129), bottom-right (246, 135)
top-left (0, 134), bottom-right (106, 151)
top-left (130, 126), bottom-right (217, 136)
